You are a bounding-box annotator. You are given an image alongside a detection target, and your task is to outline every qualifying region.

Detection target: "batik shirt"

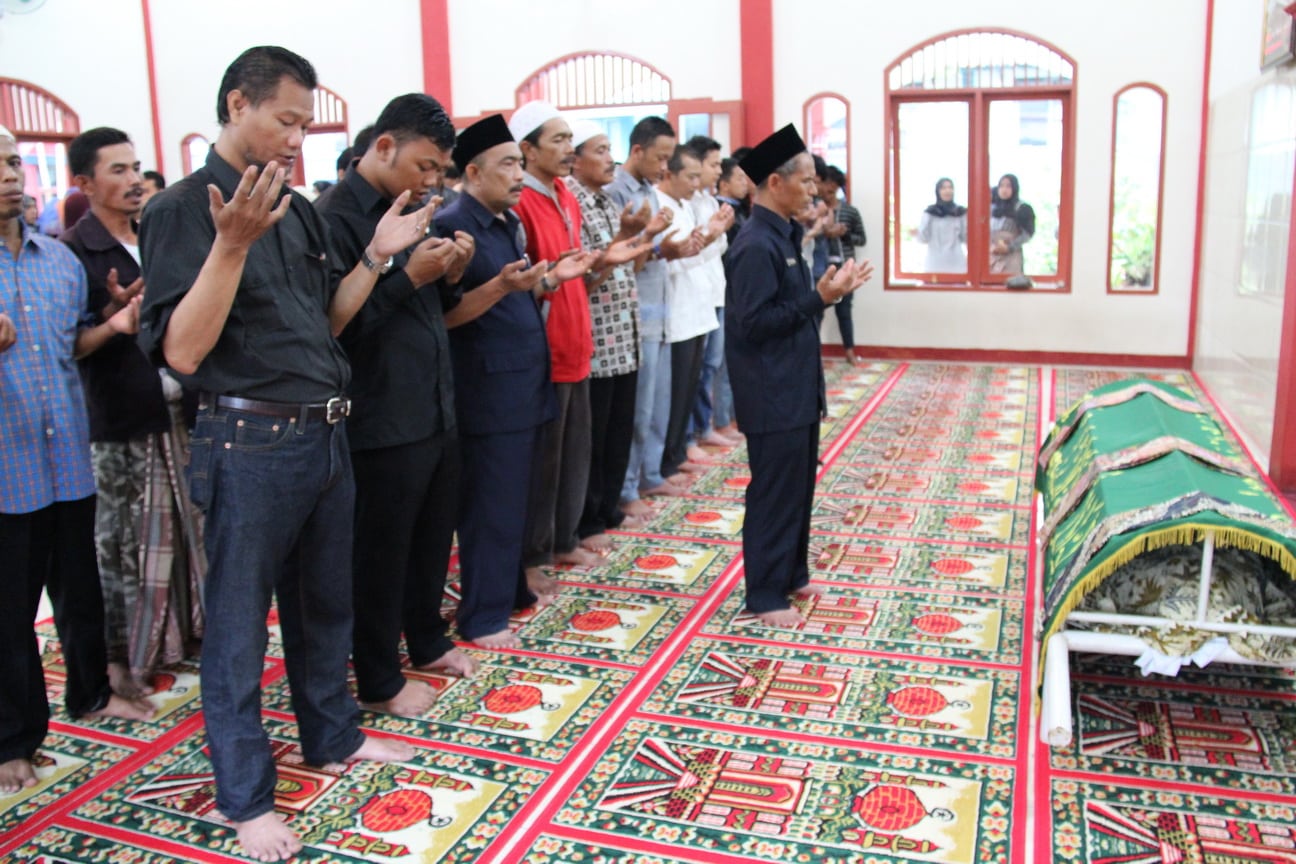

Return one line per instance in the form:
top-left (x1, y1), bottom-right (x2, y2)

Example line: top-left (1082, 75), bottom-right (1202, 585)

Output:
top-left (0, 224), bottom-right (96, 513)
top-left (567, 176), bottom-right (639, 378)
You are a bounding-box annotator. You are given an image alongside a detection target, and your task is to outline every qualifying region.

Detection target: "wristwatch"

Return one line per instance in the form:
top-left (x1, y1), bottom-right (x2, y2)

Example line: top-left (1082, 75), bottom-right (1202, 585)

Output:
top-left (361, 248), bottom-right (394, 274)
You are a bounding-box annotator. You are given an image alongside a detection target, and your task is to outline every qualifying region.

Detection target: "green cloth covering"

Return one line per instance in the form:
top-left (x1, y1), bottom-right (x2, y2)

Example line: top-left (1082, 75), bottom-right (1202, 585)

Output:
top-left (1037, 377), bottom-right (1296, 671)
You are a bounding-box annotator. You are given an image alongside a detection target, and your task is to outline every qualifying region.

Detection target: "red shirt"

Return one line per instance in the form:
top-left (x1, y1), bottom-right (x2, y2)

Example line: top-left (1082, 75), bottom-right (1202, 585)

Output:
top-left (514, 178), bottom-right (591, 382)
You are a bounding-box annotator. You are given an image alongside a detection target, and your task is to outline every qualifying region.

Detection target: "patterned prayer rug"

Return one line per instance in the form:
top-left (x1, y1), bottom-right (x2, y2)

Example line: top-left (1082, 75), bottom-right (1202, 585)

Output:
top-left (9, 359), bottom-right (1293, 864)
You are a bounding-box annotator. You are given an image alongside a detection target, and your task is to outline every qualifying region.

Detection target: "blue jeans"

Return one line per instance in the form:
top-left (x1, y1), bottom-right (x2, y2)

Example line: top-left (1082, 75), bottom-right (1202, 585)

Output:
top-left (189, 405), bottom-right (363, 822)
top-left (621, 337), bottom-right (671, 501)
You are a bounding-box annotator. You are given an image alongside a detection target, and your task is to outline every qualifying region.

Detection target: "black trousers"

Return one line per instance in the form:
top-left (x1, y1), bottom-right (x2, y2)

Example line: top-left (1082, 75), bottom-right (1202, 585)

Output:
top-left (457, 426), bottom-right (540, 640)
top-left (742, 423), bottom-right (819, 612)
top-left (350, 432), bottom-right (460, 704)
top-left (580, 370), bottom-right (638, 538)
top-left (661, 335), bottom-right (708, 477)
top-left (833, 293), bottom-right (855, 350)
top-left (1, 497), bottom-right (112, 762)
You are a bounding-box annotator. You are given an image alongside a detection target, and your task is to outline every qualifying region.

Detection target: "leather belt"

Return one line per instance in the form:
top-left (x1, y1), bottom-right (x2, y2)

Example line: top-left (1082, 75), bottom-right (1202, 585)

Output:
top-left (202, 394), bottom-right (352, 425)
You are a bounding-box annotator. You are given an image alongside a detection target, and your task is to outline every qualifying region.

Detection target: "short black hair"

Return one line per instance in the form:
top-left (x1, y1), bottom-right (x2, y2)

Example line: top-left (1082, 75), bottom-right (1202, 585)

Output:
top-left (336, 147), bottom-right (353, 172)
top-left (143, 170), bottom-right (165, 188)
top-left (825, 165), bottom-right (847, 188)
top-left (629, 116), bottom-right (676, 150)
top-left (812, 154), bottom-right (828, 180)
top-left (372, 93), bottom-right (456, 151)
top-left (684, 135), bottom-right (721, 161)
top-left (68, 127), bottom-right (131, 179)
top-left (522, 127), bottom-right (544, 149)
top-left (667, 144), bottom-right (699, 175)
top-left (353, 124), bottom-right (376, 156)
top-left (216, 46), bottom-right (317, 125)
top-left (731, 146), bottom-right (753, 163)
top-left (719, 157), bottom-right (741, 184)
top-left (444, 164), bottom-right (461, 181)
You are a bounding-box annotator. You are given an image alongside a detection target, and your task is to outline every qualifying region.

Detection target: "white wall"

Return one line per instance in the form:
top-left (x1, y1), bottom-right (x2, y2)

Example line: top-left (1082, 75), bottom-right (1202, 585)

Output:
top-left (773, 0), bottom-right (1208, 357)
top-left (1195, 4), bottom-right (1292, 463)
top-left (447, 0), bottom-right (743, 117)
top-left (147, 0), bottom-right (425, 177)
top-left (0, 0), bottom-right (156, 169)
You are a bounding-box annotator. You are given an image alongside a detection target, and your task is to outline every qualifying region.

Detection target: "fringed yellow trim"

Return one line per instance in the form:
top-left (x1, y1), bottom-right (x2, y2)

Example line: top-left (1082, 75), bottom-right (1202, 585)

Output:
top-left (1035, 522), bottom-right (1296, 697)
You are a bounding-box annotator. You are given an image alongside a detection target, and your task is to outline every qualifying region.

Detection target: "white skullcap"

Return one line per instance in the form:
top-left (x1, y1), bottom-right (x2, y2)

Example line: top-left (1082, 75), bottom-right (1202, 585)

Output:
top-left (569, 119), bottom-right (605, 150)
top-left (0, 125), bottom-right (14, 143)
top-left (508, 100), bottom-right (562, 142)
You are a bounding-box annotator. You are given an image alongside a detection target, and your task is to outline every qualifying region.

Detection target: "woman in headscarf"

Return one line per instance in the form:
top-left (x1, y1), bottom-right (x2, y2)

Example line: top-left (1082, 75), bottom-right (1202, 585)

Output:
top-left (990, 173), bottom-right (1034, 276)
top-left (916, 177), bottom-right (967, 273)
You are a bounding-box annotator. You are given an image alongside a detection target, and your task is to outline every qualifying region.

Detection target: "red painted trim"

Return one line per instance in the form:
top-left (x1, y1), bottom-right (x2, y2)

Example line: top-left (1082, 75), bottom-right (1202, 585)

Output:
top-left (0, 77), bottom-right (80, 140)
top-left (802, 90), bottom-right (850, 189)
top-left (1187, 0), bottom-right (1213, 360)
top-left (883, 26), bottom-right (1078, 81)
top-left (139, 0), bottom-right (165, 175)
top-left (420, 0), bottom-right (453, 115)
top-left (1271, 86), bottom-right (1296, 488)
top-left (1106, 83), bottom-right (1168, 295)
top-left (822, 345), bottom-right (1192, 369)
top-left (740, 0), bottom-right (774, 143)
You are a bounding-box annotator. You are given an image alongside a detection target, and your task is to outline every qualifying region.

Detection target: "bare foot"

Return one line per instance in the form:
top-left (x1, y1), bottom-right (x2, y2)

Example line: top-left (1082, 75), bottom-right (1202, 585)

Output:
top-left (580, 533), bottom-right (613, 554)
top-left (0, 757), bottom-right (38, 794)
top-left (555, 547), bottom-right (602, 568)
top-left (792, 584), bottom-right (826, 598)
top-left (109, 661), bottom-right (154, 698)
top-left (679, 460), bottom-right (709, 474)
top-left (526, 567), bottom-right (561, 598)
top-left (642, 482), bottom-right (682, 497)
top-left (700, 430), bottom-right (734, 448)
top-left (234, 811), bottom-right (301, 862)
top-left (686, 445), bottom-right (714, 462)
top-left (472, 629), bottom-right (520, 650)
top-left (359, 679), bottom-right (437, 717)
top-left (718, 423), bottom-right (745, 440)
top-left (417, 648), bottom-right (480, 679)
top-left (87, 692), bottom-right (155, 721)
top-left (617, 512), bottom-right (648, 530)
top-left (754, 608), bottom-right (806, 628)
top-left (348, 732), bottom-right (416, 764)
top-left (715, 429), bottom-right (744, 446)
top-left (621, 498), bottom-right (654, 517)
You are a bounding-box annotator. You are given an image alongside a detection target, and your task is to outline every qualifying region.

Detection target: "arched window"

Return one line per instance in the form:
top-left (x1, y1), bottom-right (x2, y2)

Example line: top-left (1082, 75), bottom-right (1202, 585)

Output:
top-left (885, 30), bottom-right (1076, 291)
top-left (804, 93), bottom-right (850, 192)
top-left (508, 52), bottom-right (744, 156)
top-left (180, 133), bottom-right (210, 176)
top-left (297, 84), bottom-right (349, 188)
top-left (1107, 84), bottom-right (1167, 294)
top-left (0, 78), bottom-right (80, 222)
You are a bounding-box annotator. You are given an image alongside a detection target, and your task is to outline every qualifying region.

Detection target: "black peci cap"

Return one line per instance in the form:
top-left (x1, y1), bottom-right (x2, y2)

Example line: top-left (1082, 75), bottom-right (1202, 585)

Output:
top-left (453, 114), bottom-right (514, 173)
top-left (739, 123), bottom-right (807, 187)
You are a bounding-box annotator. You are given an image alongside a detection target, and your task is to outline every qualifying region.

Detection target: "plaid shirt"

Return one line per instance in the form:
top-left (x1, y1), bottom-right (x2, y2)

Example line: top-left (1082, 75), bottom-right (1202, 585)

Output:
top-left (567, 176), bottom-right (639, 377)
top-left (0, 224), bottom-right (96, 513)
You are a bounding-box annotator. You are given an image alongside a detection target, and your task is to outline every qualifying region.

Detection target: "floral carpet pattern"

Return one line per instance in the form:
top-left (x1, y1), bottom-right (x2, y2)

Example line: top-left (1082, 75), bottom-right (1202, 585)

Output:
top-left (5, 360), bottom-right (1295, 863)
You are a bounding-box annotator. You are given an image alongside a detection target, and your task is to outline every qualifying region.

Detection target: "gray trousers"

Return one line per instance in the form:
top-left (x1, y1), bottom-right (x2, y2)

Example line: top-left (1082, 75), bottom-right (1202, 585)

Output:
top-left (524, 379), bottom-right (592, 567)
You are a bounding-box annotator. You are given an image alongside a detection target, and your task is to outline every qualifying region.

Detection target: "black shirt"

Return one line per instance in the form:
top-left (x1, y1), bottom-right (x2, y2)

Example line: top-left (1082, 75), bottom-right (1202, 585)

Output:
top-left (60, 211), bottom-right (169, 441)
top-left (316, 167), bottom-right (457, 450)
top-left (137, 149), bottom-right (350, 402)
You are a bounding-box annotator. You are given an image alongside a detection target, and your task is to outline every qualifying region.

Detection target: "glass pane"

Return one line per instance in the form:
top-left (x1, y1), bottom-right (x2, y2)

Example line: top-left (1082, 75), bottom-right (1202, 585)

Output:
top-left (185, 136), bottom-right (210, 176)
top-left (988, 98), bottom-right (1063, 281)
top-left (301, 131), bottom-right (349, 190)
top-left (709, 114), bottom-right (731, 154)
top-left (1109, 87), bottom-right (1165, 292)
top-left (19, 141), bottom-right (70, 235)
top-left (893, 100), bottom-right (970, 280)
top-left (564, 104), bottom-right (670, 163)
top-left (806, 96), bottom-right (849, 176)
top-left (1240, 81), bottom-right (1296, 296)
top-left (679, 113), bottom-right (710, 142)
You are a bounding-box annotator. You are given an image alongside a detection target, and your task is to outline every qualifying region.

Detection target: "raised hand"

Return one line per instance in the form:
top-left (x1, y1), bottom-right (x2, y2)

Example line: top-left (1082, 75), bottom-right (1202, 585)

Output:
top-left (444, 231), bottom-right (475, 284)
top-left (0, 313), bottom-right (15, 353)
top-left (618, 200), bottom-right (653, 236)
top-left (499, 258), bottom-right (547, 293)
top-left (659, 227), bottom-right (703, 260)
top-left (642, 206), bottom-right (672, 239)
top-left (707, 203), bottom-right (734, 237)
top-left (371, 194), bottom-right (442, 261)
top-left (208, 161), bottom-right (291, 251)
top-left (106, 294), bottom-right (142, 336)
top-left (851, 258), bottom-right (874, 289)
top-left (815, 259), bottom-right (860, 306)
top-left (599, 233), bottom-right (655, 268)
top-left (549, 250), bottom-right (597, 283)
top-left (102, 267), bottom-right (144, 318)
top-left (405, 234), bottom-right (457, 286)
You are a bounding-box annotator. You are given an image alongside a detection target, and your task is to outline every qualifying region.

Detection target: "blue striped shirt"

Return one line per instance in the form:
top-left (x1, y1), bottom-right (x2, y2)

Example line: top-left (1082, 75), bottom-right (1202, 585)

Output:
top-left (0, 224), bottom-right (96, 514)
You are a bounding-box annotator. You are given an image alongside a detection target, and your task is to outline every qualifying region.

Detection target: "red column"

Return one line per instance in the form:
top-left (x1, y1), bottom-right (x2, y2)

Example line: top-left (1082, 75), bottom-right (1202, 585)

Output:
top-left (140, 0), bottom-right (165, 174)
top-left (740, 0), bottom-right (774, 144)
top-left (421, 0), bottom-right (454, 115)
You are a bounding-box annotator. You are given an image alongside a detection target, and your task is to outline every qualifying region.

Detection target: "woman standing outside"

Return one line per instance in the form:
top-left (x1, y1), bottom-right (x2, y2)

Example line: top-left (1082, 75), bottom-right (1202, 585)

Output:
top-left (989, 173), bottom-right (1034, 277)
top-left (916, 177), bottom-right (967, 273)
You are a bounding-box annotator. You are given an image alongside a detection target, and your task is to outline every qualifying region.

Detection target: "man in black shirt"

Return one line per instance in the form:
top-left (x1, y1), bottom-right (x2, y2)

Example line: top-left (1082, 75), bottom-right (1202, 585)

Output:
top-left (316, 93), bottom-right (477, 718)
top-left (137, 47), bottom-right (434, 862)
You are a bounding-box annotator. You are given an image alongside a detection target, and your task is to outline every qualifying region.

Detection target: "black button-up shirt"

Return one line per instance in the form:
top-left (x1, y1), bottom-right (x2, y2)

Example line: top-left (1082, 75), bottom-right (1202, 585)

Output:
top-left (315, 167), bottom-right (457, 450)
top-left (137, 149), bottom-right (350, 402)
top-left (724, 204), bottom-right (827, 434)
top-left (433, 192), bottom-right (555, 436)
top-left (60, 211), bottom-right (169, 441)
